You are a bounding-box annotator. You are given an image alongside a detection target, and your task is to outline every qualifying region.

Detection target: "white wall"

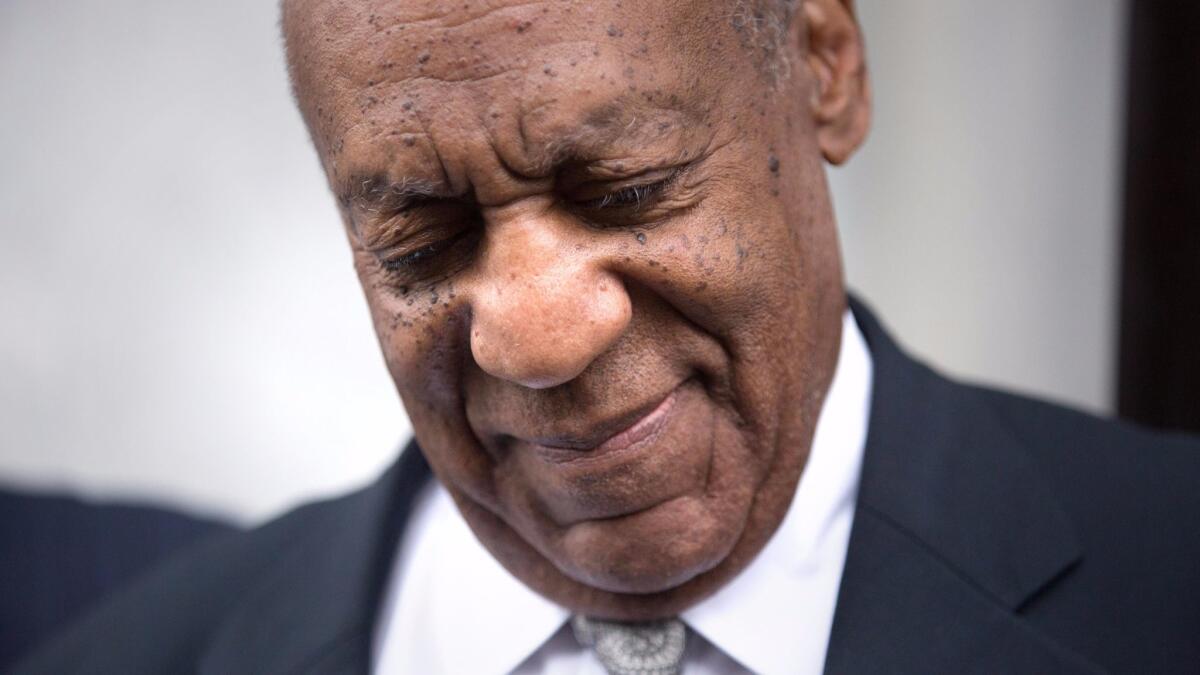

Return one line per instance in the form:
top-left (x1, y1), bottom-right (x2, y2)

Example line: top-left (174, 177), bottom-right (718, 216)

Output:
top-left (836, 0), bottom-right (1125, 414)
top-left (0, 0), bottom-right (1125, 523)
top-left (0, 0), bottom-right (406, 523)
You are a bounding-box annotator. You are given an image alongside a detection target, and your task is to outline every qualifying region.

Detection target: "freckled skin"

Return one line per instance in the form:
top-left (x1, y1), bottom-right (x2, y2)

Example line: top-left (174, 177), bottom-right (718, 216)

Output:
top-left (283, 0), bottom-right (869, 619)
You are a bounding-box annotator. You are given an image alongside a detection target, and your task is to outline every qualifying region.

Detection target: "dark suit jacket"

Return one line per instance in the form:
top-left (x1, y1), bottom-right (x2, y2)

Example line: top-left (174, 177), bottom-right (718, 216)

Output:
top-left (0, 490), bottom-right (233, 670)
top-left (15, 300), bottom-right (1200, 674)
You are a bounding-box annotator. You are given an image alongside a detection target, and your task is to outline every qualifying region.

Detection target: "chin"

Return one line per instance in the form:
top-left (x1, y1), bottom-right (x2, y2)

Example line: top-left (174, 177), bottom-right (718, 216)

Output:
top-left (441, 376), bottom-right (810, 620)
top-left (552, 493), bottom-right (743, 595)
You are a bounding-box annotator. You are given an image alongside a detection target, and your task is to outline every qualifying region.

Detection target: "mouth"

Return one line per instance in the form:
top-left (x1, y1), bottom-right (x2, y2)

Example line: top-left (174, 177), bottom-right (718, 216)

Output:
top-left (503, 378), bottom-right (715, 526)
top-left (527, 382), bottom-right (684, 466)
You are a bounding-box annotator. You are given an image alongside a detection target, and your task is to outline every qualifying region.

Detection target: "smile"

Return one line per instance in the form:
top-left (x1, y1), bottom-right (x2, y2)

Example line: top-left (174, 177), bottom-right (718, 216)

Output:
top-left (528, 382), bottom-right (684, 466)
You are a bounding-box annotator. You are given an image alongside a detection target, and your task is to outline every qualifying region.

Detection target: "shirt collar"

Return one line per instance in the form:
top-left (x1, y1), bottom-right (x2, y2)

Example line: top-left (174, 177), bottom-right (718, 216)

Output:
top-left (373, 479), bottom-right (569, 675)
top-left (373, 309), bottom-right (873, 675)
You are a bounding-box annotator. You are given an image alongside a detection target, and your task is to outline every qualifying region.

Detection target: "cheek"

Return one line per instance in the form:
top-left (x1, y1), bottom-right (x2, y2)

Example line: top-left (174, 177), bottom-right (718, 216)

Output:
top-left (636, 202), bottom-right (800, 344)
top-left (361, 269), bottom-right (510, 508)
top-left (355, 257), bottom-right (469, 411)
top-left (629, 194), bottom-right (819, 445)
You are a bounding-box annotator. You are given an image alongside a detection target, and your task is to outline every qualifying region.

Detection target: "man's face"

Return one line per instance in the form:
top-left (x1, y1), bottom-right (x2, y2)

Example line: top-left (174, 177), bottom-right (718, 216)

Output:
top-left (285, 0), bottom-right (862, 619)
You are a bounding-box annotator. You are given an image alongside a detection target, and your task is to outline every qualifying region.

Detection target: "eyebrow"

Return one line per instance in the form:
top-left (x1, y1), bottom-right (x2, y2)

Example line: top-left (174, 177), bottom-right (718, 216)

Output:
top-left (337, 103), bottom-right (695, 214)
top-left (341, 174), bottom-right (443, 214)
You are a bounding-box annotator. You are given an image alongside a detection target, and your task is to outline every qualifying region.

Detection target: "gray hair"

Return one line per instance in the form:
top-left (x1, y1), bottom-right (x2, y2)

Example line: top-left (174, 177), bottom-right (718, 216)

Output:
top-left (730, 0), bottom-right (801, 83)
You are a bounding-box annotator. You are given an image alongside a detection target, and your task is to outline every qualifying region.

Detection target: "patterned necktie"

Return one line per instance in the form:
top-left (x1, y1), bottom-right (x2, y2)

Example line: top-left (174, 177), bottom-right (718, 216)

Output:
top-left (571, 615), bottom-right (687, 675)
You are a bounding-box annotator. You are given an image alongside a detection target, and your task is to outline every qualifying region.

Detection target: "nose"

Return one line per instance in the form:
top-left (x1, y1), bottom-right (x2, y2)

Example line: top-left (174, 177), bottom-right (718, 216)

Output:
top-left (468, 209), bottom-right (631, 389)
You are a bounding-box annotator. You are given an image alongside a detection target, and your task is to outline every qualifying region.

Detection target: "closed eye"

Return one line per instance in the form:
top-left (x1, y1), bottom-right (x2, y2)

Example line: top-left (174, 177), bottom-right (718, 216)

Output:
top-left (382, 241), bottom-right (444, 271)
top-left (377, 226), bottom-right (479, 283)
top-left (582, 182), bottom-right (664, 210)
top-left (575, 176), bottom-right (675, 212)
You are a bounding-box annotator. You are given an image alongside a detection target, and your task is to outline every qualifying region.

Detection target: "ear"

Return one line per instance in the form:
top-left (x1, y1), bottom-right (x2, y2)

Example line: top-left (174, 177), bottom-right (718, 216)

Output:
top-left (802, 0), bottom-right (871, 165)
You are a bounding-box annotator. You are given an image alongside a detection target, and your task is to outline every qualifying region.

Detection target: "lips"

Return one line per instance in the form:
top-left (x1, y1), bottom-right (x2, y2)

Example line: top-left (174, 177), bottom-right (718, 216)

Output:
top-left (501, 379), bottom-right (715, 525)
top-left (527, 384), bottom-right (681, 465)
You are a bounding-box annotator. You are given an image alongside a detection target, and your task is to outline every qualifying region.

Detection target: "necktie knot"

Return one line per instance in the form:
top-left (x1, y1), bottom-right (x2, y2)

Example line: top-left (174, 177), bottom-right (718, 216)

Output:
top-left (571, 615), bottom-right (687, 675)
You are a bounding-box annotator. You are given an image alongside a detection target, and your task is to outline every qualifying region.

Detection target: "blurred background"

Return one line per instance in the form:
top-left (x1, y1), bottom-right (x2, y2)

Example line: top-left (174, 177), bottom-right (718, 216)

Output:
top-left (0, 0), bottom-right (1195, 526)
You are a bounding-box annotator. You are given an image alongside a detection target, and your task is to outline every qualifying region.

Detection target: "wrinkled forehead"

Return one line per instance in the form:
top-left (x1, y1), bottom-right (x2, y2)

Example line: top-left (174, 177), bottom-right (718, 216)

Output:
top-left (284, 0), bottom-right (750, 184)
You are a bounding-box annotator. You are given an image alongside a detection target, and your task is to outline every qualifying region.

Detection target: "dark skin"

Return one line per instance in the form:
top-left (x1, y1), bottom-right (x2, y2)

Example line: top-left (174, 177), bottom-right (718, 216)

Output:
top-left (282, 0), bottom-right (869, 620)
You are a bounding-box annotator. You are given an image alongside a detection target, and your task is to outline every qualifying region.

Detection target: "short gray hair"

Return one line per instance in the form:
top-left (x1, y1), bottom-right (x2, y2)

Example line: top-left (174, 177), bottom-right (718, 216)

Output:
top-left (730, 0), bottom-right (800, 82)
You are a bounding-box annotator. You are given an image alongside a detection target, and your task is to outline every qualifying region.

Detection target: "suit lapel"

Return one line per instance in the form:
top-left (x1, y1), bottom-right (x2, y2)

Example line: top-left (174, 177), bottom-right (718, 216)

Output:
top-left (825, 299), bottom-right (1099, 673)
top-left (199, 444), bottom-right (432, 675)
top-left (825, 512), bottom-right (1099, 674)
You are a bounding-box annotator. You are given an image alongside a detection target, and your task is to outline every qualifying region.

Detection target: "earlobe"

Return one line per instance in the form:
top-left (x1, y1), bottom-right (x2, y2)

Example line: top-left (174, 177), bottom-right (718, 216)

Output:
top-left (803, 0), bottom-right (871, 165)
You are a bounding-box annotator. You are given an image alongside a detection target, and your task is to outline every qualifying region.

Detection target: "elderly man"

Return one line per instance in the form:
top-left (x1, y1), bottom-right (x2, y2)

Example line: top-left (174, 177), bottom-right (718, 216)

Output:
top-left (16, 0), bottom-right (1200, 673)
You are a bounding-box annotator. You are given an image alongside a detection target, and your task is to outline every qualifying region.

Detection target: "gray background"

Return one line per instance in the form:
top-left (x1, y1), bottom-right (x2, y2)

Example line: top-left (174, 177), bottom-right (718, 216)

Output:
top-left (0, 0), bottom-right (1125, 523)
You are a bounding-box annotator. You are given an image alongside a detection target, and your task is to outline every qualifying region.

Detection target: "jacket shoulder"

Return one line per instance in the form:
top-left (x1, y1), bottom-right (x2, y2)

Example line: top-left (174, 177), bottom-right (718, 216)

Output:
top-left (12, 490), bottom-right (360, 675)
top-left (965, 382), bottom-right (1200, 671)
top-left (975, 383), bottom-right (1200, 514)
top-left (0, 490), bottom-right (233, 669)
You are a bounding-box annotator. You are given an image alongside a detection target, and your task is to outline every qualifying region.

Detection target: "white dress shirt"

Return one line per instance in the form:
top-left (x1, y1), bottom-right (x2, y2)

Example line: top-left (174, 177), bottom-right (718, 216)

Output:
top-left (373, 310), bottom-right (873, 675)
